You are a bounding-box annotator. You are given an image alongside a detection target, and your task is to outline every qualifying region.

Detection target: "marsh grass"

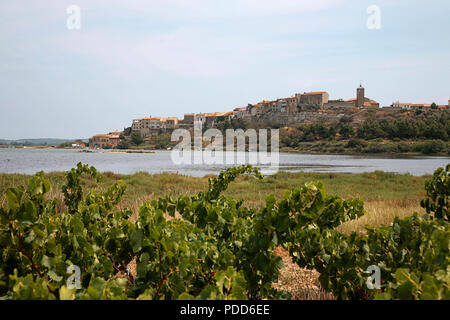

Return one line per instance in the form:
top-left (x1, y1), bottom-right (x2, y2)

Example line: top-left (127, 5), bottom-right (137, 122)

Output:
top-left (0, 170), bottom-right (428, 209)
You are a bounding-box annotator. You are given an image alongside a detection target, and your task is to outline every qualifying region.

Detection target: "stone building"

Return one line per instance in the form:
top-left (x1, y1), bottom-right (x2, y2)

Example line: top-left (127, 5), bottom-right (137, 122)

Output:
top-left (285, 96), bottom-right (297, 113)
top-left (271, 100), bottom-right (286, 113)
top-left (249, 103), bottom-right (268, 116)
top-left (296, 92), bottom-right (329, 108)
top-left (350, 85), bottom-right (380, 108)
top-left (356, 85), bottom-right (365, 108)
top-left (323, 100), bottom-right (355, 109)
top-left (194, 113), bottom-right (207, 126)
top-left (392, 102), bottom-right (413, 110)
top-left (347, 97), bottom-right (380, 108)
top-left (161, 117), bottom-right (179, 129)
top-left (257, 101), bottom-right (273, 113)
top-left (410, 104), bottom-right (432, 110)
top-left (178, 114), bottom-right (194, 129)
top-left (132, 117), bottom-right (176, 137)
top-left (233, 107), bottom-right (247, 118)
top-left (89, 134), bottom-right (121, 149)
top-left (204, 112), bottom-right (233, 128)
top-left (182, 114), bottom-right (194, 125)
top-left (132, 117), bottom-right (162, 131)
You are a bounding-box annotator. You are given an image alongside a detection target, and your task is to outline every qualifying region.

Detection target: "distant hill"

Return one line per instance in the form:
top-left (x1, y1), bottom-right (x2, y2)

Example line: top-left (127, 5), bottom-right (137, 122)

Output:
top-left (0, 138), bottom-right (89, 146)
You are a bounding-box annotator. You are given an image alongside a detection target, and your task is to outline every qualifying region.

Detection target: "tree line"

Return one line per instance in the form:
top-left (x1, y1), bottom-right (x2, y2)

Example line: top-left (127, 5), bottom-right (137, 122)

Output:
top-left (281, 115), bottom-right (450, 143)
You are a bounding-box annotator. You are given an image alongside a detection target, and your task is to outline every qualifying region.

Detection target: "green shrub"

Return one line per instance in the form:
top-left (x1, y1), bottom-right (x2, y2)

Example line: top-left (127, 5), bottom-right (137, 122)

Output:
top-left (346, 139), bottom-right (368, 149)
top-left (285, 164), bottom-right (449, 299)
top-left (1, 164), bottom-right (448, 300)
top-left (117, 141), bottom-right (130, 150)
top-left (131, 132), bottom-right (144, 146)
top-left (363, 143), bottom-right (389, 153)
top-left (416, 140), bottom-right (446, 154)
top-left (397, 142), bottom-right (411, 153)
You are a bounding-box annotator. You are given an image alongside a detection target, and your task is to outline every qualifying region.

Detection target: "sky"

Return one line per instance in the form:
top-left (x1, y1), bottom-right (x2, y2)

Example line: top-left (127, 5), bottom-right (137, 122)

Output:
top-left (0, 0), bottom-right (449, 139)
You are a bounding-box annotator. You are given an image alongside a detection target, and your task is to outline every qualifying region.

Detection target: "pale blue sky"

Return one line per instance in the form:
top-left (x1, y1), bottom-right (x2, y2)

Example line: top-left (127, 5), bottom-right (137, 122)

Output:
top-left (0, 0), bottom-right (449, 139)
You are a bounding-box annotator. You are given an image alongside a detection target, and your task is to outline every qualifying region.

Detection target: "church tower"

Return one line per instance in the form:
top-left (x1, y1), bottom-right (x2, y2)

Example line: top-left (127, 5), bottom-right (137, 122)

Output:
top-left (356, 83), bottom-right (365, 108)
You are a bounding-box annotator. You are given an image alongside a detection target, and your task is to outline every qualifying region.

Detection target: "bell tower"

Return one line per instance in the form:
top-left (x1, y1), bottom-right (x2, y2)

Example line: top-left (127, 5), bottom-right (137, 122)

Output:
top-left (356, 83), bottom-right (365, 108)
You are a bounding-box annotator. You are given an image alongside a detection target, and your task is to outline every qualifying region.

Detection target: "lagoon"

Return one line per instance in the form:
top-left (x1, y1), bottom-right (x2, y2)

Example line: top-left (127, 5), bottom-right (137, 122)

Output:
top-left (0, 148), bottom-right (448, 176)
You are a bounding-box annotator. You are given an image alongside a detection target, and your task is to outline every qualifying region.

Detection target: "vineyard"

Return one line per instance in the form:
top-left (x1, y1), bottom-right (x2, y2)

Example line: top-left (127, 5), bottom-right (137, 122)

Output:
top-left (0, 163), bottom-right (448, 300)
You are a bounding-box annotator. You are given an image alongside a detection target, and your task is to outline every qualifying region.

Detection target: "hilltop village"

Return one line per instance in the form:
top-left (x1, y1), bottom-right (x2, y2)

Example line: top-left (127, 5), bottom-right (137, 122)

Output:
top-left (89, 85), bottom-right (449, 149)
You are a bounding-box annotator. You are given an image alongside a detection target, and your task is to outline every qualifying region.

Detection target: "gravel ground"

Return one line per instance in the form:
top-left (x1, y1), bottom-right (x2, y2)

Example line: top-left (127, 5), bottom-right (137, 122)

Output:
top-left (272, 247), bottom-right (335, 300)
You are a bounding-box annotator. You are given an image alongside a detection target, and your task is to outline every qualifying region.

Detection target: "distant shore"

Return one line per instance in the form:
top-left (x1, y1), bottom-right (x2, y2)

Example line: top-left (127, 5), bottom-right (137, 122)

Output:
top-left (2, 140), bottom-right (449, 157)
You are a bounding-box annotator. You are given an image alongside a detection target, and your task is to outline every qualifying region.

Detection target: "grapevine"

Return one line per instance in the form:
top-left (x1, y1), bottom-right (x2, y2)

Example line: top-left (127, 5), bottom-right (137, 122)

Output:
top-left (0, 164), bottom-right (448, 300)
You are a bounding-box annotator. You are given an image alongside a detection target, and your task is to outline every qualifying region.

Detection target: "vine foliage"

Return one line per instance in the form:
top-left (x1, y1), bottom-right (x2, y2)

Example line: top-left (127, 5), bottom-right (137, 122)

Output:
top-left (0, 163), bottom-right (448, 300)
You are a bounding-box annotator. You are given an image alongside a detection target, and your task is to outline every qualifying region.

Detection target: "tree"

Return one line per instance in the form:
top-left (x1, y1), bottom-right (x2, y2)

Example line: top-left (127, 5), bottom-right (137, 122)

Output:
top-left (431, 102), bottom-right (438, 110)
top-left (231, 118), bottom-right (250, 130)
top-left (315, 123), bottom-right (329, 139)
top-left (131, 131), bottom-right (144, 146)
top-left (357, 120), bottom-right (386, 139)
top-left (151, 134), bottom-right (172, 149)
top-left (117, 140), bottom-right (130, 150)
top-left (123, 127), bottom-right (132, 136)
top-left (328, 126), bottom-right (336, 140)
top-left (418, 140), bottom-right (446, 154)
top-left (56, 141), bottom-right (73, 149)
top-left (339, 124), bottom-right (355, 139)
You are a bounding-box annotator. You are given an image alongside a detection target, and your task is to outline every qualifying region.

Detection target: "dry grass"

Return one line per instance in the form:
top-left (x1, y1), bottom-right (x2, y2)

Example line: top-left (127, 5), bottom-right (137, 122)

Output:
top-left (338, 198), bottom-right (424, 234)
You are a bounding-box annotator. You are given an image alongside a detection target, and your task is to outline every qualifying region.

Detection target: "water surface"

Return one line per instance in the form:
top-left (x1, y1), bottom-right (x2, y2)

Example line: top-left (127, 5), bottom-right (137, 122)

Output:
top-left (0, 148), bottom-right (448, 176)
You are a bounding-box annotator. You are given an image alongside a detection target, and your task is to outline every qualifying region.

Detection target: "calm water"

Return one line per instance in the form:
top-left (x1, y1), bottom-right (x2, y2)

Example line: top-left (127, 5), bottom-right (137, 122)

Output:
top-left (0, 148), bottom-right (448, 176)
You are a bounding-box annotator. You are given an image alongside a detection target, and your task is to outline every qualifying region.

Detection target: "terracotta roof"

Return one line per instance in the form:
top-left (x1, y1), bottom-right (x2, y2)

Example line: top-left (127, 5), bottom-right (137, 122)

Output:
top-left (302, 92), bottom-right (327, 95)
top-left (161, 117), bottom-right (179, 122)
top-left (134, 117), bottom-right (163, 121)
top-left (392, 102), bottom-right (412, 106)
top-left (205, 112), bottom-right (228, 117)
top-left (257, 100), bottom-right (273, 104)
top-left (347, 98), bottom-right (379, 104)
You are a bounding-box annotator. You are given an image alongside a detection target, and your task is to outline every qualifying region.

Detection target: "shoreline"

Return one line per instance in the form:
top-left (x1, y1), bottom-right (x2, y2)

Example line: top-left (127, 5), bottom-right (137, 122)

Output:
top-left (0, 167), bottom-right (436, 179)
top-left (279, 147), bottom-right (450, 158)
top-left (1, 144), bottom-right (449, 157)
top-left (0, 145), bottom-right (450, 159)
top-left (2, 138), bottom-right (449, 158)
